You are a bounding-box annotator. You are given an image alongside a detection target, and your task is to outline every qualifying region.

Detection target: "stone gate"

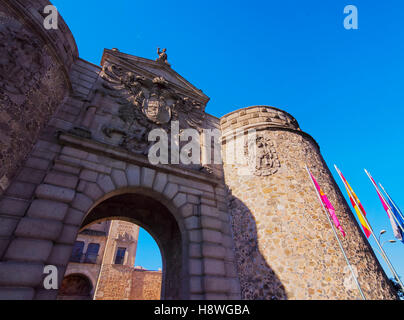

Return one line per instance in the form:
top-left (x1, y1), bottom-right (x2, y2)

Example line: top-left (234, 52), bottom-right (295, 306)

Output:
top-left (0, 0), bottom-right (397, 300)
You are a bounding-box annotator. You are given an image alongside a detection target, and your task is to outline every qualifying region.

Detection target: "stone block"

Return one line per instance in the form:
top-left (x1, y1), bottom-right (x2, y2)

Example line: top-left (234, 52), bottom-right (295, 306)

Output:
top-left (47, 244), bottom-right (73, 266)
top-left (153, 172), bottom-right (168, 193)
top-left (202, 244), bottom-right (226, 259)
top-left (126, 164), bottom-right (140, 186)
top-left (202, 229), bottom-right (222, 244)
top-left (0, 197), bottom-right (29, 217)
top-left (184, 216), bottom-right (200, 230)
top-left (203, 259), bottom-right (226, 276)
top-left (83, 182), bottom-right (104, 201)
top-left (0, 217), bottom-right (19, 237)
top-left (44, 171), bottom-right (78, 189)
top-left (57, 224), bottom-right (79, 245)
top-left (71, 193), bottom-right (93, 213)
top-left (111, 169), bottom-right (128, 189)
top-left (5, 238), bottom-right (53, 263)
top-left (141, 167), bottom-right (156, 188)
top-left (14, 218), bottom-right (63, 241)
top-left (188, 230), bottom-right (202, 243)
top-left (173, 193), bottom-right (187, 208)
top-left (27, 199), bottom-right (69, 221)
top-left (35, 184), bottom-right (75, 203)
top-left (97, 174), bottom-right (115, 194)
top-left (189, 276), bottom-right (203, 294)
top-left (163, 183), bottom-right (178, 200)
top-left (201, 216), bottom-right (222, 231)
top-left (16, 167), bottom-right (46, 184)
top-left (25, 157), bottom-right (50, 171)
top-left (180, 203), bottom-right (194, 218)
top-left (0, 287), bottom-right (35, 300)
top-left (201, 204), bottom-right (219, 218)
top-left (204, 277), bottom-right (229, 293)
top-left (0, 262), bottom-right (44, 287)
top-left (189, 243), bottom-right (202, 258)
top-left (80, 169), bottom-right (98, 182)
top-left (5, 181), bottom-right (36, 199)
top-left (63, 208), bottom-right (86, 226)
top-left (34, 289), bottom-right (58, 300)
top-left (189, 259), bottom-right (203, 275)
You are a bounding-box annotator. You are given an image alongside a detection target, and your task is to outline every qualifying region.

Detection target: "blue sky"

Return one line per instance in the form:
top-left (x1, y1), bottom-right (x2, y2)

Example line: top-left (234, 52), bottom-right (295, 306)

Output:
top-left (52, 0), bottom-right (404, 282)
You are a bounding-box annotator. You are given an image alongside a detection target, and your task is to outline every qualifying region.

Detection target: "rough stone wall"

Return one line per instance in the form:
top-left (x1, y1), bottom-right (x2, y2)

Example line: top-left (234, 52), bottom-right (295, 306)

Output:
top-left (130, 270), bottom-right (162, 300)
top-left (0, 0), bottom-right (78, 193)
top-left (94, 264), bottom-right (133, 300)
top-left (221, 106), bottom-right (397, 300)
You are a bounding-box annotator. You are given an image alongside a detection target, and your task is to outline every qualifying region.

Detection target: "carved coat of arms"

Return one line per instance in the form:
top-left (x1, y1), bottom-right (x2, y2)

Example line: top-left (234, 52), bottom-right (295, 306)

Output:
top-left (245, 134), bottom-right (280, 176)
top-left (99, 63), bottom-right (205, 155)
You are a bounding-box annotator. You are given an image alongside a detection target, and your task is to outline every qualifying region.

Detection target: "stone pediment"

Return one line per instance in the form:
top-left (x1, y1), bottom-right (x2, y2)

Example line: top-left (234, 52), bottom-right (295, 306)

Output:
top-left (100, 48), bottom-right (209, 105)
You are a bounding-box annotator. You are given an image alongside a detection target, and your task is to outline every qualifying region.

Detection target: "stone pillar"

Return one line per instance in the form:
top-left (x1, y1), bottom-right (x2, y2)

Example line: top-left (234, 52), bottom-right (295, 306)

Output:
top-left (220, 105), bottom-right (396, 300)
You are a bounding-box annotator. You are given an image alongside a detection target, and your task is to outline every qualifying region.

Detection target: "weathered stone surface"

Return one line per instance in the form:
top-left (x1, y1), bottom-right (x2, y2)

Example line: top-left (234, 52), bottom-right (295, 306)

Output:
top-left (44, 171), bottom-right (78, 189)
top-left (63, 208), bottom-right (86, 226)
top-left (14, 217), bottom-right (63, 241)
top-left (0, 197), bottom-right (29, 217)
top-left (141, 167), bottom-right (156, 189)
top-left (5, 181), bottom-right (36, 199)
top-left (5, 238), bottom-right (53, 263)
top-left (0, 262), bottom-right (44, 287)
top-left (35, 184), bottom-right (75, 203)
top-left (71, 193), bottom-right (93, 213)
top-left (27, 199), bottom-right (69, 221)
top-left (163, 183), bottom-right (178, 200)
top-left (97, 174), bottom-right (115, 194)
top-left (111, 169), bottom-right (128, 189)
top-left (0, 287), bottom-right (35, 300)
top-left (0, 217), bottom-right (19, 237)
top-left (152, 172), bottom-right (168, 193)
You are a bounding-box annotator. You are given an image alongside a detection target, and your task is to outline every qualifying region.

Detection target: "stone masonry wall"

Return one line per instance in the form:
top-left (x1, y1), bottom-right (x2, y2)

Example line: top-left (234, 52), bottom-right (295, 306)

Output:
top-left (0, 0), bottom-right (78, 193)
top-left (221, 106), bottom-right (397, 300)
top-left (130, 270), bottom-right (162, 300)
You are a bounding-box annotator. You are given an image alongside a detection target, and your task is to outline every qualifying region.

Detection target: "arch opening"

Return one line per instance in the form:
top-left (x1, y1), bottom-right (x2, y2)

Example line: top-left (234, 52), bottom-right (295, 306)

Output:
top-left (60, 191), bottom-right (185, 300)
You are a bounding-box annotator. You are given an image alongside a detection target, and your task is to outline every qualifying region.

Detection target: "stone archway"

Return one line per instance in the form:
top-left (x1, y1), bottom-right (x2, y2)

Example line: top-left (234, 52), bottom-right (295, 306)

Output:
top-left (78, 190), bottom-right (186, 300)
top-left (58, 273), bottom-right (93, 300)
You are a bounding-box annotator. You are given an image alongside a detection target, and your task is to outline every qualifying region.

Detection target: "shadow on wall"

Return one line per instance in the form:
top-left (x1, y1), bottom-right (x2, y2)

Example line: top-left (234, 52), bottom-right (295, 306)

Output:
top-left (228, 195), bottom-right (287, 300)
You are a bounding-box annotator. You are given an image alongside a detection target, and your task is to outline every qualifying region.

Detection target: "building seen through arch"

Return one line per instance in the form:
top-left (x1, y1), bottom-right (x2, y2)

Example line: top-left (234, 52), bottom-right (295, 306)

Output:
top-left (58, 220), bottom-right (162, 300)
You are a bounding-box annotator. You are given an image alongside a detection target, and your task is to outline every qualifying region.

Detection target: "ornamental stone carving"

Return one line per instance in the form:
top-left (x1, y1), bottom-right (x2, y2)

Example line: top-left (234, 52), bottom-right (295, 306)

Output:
top-left (245, 134), bottom-right (280, 176)
top-left (99, 62), bottom-right (205, 155)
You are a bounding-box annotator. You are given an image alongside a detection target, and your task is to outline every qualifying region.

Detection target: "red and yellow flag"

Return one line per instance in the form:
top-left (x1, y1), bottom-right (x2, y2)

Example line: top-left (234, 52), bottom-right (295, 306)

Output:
top-left (336, 167), bottom-right (372, 238)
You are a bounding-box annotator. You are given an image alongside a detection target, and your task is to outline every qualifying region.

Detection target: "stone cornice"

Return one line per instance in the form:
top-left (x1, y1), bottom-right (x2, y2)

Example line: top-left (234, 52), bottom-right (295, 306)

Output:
top-left (57, 132), bottom-right (221, 187)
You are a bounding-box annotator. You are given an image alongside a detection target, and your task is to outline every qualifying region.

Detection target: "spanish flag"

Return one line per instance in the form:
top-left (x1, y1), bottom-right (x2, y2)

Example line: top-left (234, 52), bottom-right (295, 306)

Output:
top-left (335, 166), bottom-right (372, 238)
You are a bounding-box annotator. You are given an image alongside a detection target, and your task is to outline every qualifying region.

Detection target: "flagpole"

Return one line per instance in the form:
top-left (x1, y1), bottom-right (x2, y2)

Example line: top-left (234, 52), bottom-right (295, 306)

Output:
top-left (364, 169), bottom-right (404, 234)
top-left (305, 166), bottom-right (366, 300)
top-left (379, 183), bottom-right (404, 223)
top-left (334, 165), bottom-right (404, 292)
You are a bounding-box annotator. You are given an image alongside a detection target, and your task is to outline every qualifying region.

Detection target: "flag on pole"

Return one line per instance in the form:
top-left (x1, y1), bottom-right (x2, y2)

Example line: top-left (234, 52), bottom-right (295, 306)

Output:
top-left (309, 171), bottom-right (346, 237)
top-left (335, 166), bottom-right (372, 238)
top-left (365, 170), bottom-right (403, 242)
top-left (380, 185), bottom-right (404, 243)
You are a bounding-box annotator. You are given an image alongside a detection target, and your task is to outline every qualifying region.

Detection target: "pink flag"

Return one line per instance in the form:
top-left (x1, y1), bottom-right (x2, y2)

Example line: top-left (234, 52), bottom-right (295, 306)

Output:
top-left (310, 172), bottom-right (346, 237)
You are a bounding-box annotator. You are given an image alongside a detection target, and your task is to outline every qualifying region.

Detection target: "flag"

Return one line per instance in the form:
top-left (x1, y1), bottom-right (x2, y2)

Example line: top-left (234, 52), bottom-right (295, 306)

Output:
top-left (365, 170), bottom-right (403, 242)
top-left (381, 185), bottom-right (404, 243)
top-left (309, 171), bottom-right (346, 237)
top-left (335, 166), bottom-right (372, 238)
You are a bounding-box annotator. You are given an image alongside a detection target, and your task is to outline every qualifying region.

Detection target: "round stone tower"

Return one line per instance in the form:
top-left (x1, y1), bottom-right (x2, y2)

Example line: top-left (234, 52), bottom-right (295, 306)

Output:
top-left (220, 105), bottom-right (396, 300)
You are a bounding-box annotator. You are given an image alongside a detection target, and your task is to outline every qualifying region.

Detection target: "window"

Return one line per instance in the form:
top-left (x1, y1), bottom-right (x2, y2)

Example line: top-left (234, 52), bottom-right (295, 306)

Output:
top-left (84, 243), bottom-right (100, 264)
top-left (114, 247), bottom-right (126, 265)
top-left (70, 241), bottom-right (84, 262)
